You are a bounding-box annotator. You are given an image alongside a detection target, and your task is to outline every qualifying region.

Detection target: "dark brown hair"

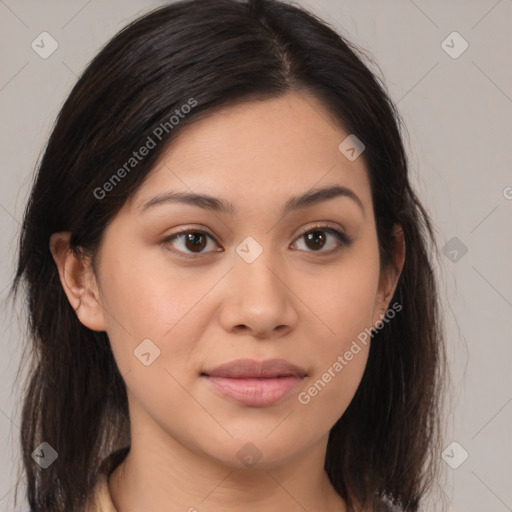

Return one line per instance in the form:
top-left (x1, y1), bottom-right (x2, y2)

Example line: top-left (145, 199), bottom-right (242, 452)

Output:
top-left (10, 0), bottom-right (447, 510)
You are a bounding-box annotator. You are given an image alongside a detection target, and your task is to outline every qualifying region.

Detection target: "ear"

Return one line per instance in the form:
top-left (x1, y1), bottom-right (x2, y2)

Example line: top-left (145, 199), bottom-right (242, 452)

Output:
top-left (372, 224), bottom-right (406, 325)
top-left (49, 232), bottom-right (108, 332)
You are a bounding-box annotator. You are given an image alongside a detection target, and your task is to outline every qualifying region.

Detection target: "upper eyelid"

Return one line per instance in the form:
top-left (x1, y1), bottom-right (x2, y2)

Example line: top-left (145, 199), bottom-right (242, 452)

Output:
top-left (164, 223), bottom-right (348, 250)
top-left (166, 222), bottom-right (344, 239)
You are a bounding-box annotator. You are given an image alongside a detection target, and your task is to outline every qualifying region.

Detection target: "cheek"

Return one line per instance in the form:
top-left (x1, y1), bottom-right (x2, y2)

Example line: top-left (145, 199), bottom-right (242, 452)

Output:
top-left (97, 246), bottom-right (218, 377)
top-left (297, 346), bottom-right (370, 437)
top-left (296, 247), bottom-right (380, 350)
top-left (296, 317), bottom-right (371, 428)
top-left (291, 245), bottom-right (378, 417)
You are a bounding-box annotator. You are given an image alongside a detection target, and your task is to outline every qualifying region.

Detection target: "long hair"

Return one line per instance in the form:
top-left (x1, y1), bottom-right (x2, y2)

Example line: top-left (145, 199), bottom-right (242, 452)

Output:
top-left (10, 0), bottom-right (447, 510)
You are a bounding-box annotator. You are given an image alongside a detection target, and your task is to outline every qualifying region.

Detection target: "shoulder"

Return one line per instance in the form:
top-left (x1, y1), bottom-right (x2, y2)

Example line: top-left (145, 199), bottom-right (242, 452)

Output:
top-left (85, 472), bottom-right (117, 512)
top-left (85, 447), bottom-right (128, 512)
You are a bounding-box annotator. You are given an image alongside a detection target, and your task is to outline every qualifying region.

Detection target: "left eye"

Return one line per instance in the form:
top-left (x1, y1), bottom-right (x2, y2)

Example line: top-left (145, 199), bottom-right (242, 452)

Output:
top-left (292, 225), bottom-right (353, 253)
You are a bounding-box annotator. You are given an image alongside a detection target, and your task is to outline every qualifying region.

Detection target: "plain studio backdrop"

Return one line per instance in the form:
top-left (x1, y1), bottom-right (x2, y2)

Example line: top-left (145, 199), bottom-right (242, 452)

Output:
top-left (0, 1), bottom-right (511, 511)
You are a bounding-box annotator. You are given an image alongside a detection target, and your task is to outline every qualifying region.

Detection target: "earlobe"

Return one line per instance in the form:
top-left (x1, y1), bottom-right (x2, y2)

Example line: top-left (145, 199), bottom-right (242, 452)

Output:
top-left (49, 232), bottom-right (108, 332)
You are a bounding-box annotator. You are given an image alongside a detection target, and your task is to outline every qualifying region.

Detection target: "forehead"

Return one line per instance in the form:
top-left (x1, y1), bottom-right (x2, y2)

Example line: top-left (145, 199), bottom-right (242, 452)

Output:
top-left (128, 91), bottom-right (373, 217)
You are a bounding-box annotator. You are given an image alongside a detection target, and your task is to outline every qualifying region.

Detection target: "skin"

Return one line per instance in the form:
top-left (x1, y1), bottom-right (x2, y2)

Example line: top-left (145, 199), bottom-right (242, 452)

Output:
top-left (50, 91), bottom-right (405, 512)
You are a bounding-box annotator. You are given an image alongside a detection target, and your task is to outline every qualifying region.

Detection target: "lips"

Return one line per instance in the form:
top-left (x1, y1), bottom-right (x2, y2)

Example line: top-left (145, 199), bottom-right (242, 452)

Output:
top-left (202, 358), bottom-right (307, 379)
top-left (201, 358), bottom-right (307, 407)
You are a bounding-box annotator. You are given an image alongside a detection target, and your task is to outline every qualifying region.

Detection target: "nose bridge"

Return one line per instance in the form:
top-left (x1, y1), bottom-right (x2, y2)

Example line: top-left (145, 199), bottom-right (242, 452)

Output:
top-left (219, 234), bottom-right (296, 336)
top-left (234, 234), bottom-right (283, 299)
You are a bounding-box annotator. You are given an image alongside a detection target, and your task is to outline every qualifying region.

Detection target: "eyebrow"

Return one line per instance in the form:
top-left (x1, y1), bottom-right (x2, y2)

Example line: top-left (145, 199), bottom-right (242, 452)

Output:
top-left (140, 184), bottom-right (365, 217)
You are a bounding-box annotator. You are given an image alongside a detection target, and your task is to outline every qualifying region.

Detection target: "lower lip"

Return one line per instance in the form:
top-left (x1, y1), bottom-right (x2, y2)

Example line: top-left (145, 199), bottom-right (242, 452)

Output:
top-left (204, 376), bottom-right (304, 407)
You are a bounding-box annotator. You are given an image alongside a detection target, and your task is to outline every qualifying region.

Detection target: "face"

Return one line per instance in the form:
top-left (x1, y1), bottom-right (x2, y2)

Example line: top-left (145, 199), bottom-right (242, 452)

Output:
top-left (56, 91), bottom-right (403, 470)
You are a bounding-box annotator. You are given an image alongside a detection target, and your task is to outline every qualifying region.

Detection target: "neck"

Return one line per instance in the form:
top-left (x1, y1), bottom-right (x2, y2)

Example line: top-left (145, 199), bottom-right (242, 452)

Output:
top-left (108, 408), bottom-right (346, 512)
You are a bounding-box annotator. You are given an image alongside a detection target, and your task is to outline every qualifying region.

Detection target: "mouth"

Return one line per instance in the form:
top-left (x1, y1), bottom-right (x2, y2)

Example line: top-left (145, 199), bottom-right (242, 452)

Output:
top-left (201, 358), bottom-right (307, 407)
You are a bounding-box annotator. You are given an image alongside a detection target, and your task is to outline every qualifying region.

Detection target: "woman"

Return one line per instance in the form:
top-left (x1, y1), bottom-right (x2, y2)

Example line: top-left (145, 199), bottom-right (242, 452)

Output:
top-left (11, 0), bottom-right (446, 510)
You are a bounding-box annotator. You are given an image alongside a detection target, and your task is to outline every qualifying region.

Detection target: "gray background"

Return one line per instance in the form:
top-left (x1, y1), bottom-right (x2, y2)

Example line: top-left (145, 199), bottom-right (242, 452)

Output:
top-left (1, 1), bottom-right (511, 511)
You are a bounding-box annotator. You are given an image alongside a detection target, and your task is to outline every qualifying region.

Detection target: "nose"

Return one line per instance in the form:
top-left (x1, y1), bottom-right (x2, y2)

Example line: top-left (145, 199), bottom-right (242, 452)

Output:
top-left (218, 245), bottom-right (299, 339)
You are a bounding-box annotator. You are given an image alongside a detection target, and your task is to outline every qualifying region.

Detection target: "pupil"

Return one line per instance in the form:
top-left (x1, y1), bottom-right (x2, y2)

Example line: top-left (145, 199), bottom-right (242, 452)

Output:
top-left (186, 232), bottom-right (206, 252)
top-left (306, 230), bottom-right (325, 250)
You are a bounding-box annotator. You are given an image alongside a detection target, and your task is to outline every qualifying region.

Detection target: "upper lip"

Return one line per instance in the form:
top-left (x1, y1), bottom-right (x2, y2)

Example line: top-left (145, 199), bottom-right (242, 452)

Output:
top-left (202, 358), bottom-right (307, 379)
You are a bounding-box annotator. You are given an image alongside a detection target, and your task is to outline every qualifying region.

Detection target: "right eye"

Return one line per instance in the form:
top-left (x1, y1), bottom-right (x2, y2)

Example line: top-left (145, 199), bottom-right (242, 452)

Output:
top-left (162, 229), bottom-right (223, 258)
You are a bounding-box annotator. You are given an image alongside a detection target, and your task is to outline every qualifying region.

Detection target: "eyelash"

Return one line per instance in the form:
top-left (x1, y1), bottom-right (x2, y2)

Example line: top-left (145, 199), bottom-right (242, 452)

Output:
top-left (161, 223), bottom-right (354, 259)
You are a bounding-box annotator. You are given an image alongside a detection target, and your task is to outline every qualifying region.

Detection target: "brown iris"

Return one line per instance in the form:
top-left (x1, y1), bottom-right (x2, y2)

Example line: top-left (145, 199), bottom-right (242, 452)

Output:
top-left (183, 232), bottom-right (207, 252)
top-left (304, 230), bottom-right (326, 251)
